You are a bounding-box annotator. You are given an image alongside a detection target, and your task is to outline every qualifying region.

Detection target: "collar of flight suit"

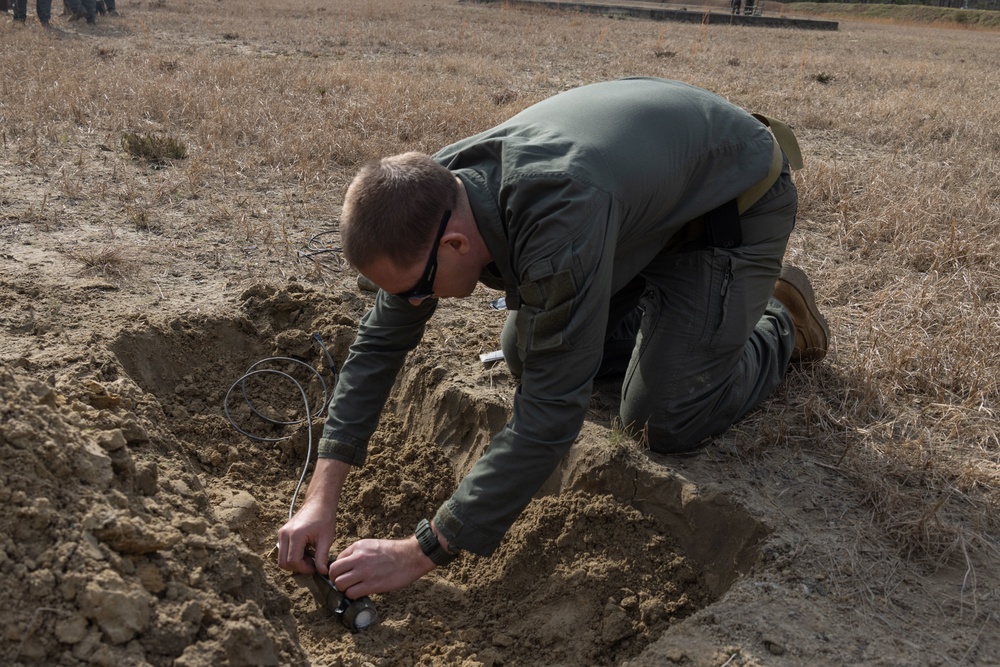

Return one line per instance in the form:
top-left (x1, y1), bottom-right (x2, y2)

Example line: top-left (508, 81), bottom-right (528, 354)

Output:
top-left (454, 168), bottom-right (522, 310)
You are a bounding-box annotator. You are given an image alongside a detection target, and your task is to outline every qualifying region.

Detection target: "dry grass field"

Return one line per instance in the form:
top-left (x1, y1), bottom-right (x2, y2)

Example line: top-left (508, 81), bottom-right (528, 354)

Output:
top-left (2, 0), bottom-right (999, 665)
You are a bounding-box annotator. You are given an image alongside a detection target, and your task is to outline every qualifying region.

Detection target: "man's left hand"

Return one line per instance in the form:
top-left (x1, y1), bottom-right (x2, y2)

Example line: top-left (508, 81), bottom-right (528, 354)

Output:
top-left (328, 536), bottom-right (435, 598)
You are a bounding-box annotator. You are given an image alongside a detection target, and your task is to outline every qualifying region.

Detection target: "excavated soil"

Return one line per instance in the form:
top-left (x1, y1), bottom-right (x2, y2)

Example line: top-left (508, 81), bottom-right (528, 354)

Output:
top-left (1, 278), bottom-right (756, 666)
top-left (5, 265), bottom-right (996, 666)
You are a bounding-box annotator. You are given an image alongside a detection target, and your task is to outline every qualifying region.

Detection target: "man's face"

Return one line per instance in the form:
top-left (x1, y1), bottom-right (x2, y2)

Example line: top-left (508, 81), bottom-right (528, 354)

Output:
top-left (360, 235), bottom-right (477, 305)
top-left (391, 209), bottom-right (451, 302)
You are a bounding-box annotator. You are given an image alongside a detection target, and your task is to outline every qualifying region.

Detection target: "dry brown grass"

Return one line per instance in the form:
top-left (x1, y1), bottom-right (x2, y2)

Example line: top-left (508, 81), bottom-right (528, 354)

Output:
top-left (69, 245), bottom-right (138, 280)
top-left (2, 0), bottom-right (999, 616)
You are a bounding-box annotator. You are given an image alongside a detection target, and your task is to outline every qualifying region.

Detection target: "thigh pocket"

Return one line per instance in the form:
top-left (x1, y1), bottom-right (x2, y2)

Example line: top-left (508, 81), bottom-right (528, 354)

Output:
top-left (701, 250), bottom-right (751, 353)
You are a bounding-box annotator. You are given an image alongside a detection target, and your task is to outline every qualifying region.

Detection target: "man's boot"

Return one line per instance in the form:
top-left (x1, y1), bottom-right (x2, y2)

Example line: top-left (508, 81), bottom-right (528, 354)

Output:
top-left (773, 265), bottom-right (829, 363)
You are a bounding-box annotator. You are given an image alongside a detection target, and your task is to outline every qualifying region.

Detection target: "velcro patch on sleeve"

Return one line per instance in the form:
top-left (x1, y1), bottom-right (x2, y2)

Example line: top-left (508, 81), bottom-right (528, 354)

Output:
top-left (515, 268), bottom-right (577, 353)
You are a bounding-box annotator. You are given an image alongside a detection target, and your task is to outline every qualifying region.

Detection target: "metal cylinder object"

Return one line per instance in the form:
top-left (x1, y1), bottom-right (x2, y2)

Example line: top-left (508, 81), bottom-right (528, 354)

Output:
top-left (312, 571), bottom-right (379, 633)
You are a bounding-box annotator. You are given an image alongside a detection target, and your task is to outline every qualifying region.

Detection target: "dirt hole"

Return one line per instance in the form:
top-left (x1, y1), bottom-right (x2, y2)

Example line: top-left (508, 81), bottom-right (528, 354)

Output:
top-left (109, 285), bottom-right (769, 666)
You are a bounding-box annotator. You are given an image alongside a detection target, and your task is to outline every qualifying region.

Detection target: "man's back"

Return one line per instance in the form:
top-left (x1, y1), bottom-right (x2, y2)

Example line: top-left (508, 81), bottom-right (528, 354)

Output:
top-left (435, 77), bottom-right (775, 251)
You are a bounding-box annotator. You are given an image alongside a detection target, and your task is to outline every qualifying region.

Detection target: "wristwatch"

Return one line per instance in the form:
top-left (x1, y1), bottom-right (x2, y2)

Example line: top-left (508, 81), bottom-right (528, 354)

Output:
top-left (415, 519), bottom-right (460, 566)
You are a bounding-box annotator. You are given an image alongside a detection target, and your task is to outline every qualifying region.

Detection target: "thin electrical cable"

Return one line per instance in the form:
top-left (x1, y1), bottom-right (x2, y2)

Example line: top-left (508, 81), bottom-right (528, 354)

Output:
top-left (230, 358), bottom-right (327, 433)
top-left (297, 230), bottom-right (345, 272)
top-left (224, 335), bottom-right (339, 520)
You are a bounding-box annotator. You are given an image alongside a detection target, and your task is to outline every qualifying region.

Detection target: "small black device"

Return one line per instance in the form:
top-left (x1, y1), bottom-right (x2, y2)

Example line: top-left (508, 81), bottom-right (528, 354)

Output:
top-left (312, 571), bottom-right (379, 633)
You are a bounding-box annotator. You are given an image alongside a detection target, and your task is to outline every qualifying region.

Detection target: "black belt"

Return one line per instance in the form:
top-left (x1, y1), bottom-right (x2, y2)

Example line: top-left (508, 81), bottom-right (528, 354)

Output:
top-left (705, 197), bottom-right (743, 249)
top-left (662, 200), bottom-right (740, 254)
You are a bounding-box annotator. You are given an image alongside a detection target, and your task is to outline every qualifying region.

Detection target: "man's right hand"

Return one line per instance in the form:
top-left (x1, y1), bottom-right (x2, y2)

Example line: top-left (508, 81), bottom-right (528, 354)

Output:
top-left (276, 458), bottom-right (352, 576)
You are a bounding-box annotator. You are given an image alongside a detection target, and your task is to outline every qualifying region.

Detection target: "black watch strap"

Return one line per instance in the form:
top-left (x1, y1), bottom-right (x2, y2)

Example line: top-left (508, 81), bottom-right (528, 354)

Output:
top-left (415, 519), bottom-right (459, 566)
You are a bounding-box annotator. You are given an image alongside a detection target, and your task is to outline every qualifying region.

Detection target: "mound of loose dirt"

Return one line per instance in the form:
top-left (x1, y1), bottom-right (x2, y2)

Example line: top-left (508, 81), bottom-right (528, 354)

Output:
top-left (96, 282), bottom-right (715, 666)
top-left (309, 415), bottom-right (711, 667)
top-left (0, 363), bottom-right (307, 666)
top-left (0, 264), bottom-right (720, 666)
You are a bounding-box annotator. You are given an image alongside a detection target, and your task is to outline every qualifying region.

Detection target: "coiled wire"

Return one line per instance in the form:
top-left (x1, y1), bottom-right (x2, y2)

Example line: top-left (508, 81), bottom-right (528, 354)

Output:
top-left (224, 333), bottom-right (338, 519)
top-left (296, 230), bottom-right (345, 273)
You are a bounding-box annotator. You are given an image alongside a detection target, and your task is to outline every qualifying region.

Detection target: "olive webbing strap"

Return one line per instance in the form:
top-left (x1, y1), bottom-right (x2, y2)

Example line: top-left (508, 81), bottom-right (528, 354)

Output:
top-left (753, 113), bottom-right (804, 170)
top-left (736, 113), bottom-right (804, 215)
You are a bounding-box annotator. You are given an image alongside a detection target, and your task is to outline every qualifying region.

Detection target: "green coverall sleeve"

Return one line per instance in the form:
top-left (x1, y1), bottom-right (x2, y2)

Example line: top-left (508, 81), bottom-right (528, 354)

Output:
top-left (434, 178), bottom-right (619, 555)
top-left (317, 290), bottom-right (436, 466)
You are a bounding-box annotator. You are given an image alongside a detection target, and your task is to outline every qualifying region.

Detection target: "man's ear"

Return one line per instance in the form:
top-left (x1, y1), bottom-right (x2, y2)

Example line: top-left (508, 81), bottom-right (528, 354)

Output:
top-left (442, 232), bottom-right (470, 255)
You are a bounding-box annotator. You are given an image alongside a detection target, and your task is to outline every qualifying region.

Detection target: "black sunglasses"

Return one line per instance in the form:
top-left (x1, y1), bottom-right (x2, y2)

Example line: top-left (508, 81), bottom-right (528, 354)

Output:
top-left (394, 209), bottom-right (451, 300)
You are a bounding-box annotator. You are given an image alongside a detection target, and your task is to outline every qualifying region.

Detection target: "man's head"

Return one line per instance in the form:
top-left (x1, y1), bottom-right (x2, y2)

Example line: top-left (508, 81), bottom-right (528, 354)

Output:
top-left (341, 152), bottom-right (458, 274)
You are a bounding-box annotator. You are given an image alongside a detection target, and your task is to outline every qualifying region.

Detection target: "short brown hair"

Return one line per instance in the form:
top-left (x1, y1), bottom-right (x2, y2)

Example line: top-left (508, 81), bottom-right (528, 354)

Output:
top-left (341, 152), bottom-right (458, 270)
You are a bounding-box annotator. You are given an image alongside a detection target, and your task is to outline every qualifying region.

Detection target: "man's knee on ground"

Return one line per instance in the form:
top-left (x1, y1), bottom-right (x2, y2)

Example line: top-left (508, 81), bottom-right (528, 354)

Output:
top-left (619, 405), bottom-right (720, 454)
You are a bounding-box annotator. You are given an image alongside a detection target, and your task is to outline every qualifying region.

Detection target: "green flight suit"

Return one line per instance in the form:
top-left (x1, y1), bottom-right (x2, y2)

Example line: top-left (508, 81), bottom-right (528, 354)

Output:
top-left (318, 77), bottom-right (797, 556)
